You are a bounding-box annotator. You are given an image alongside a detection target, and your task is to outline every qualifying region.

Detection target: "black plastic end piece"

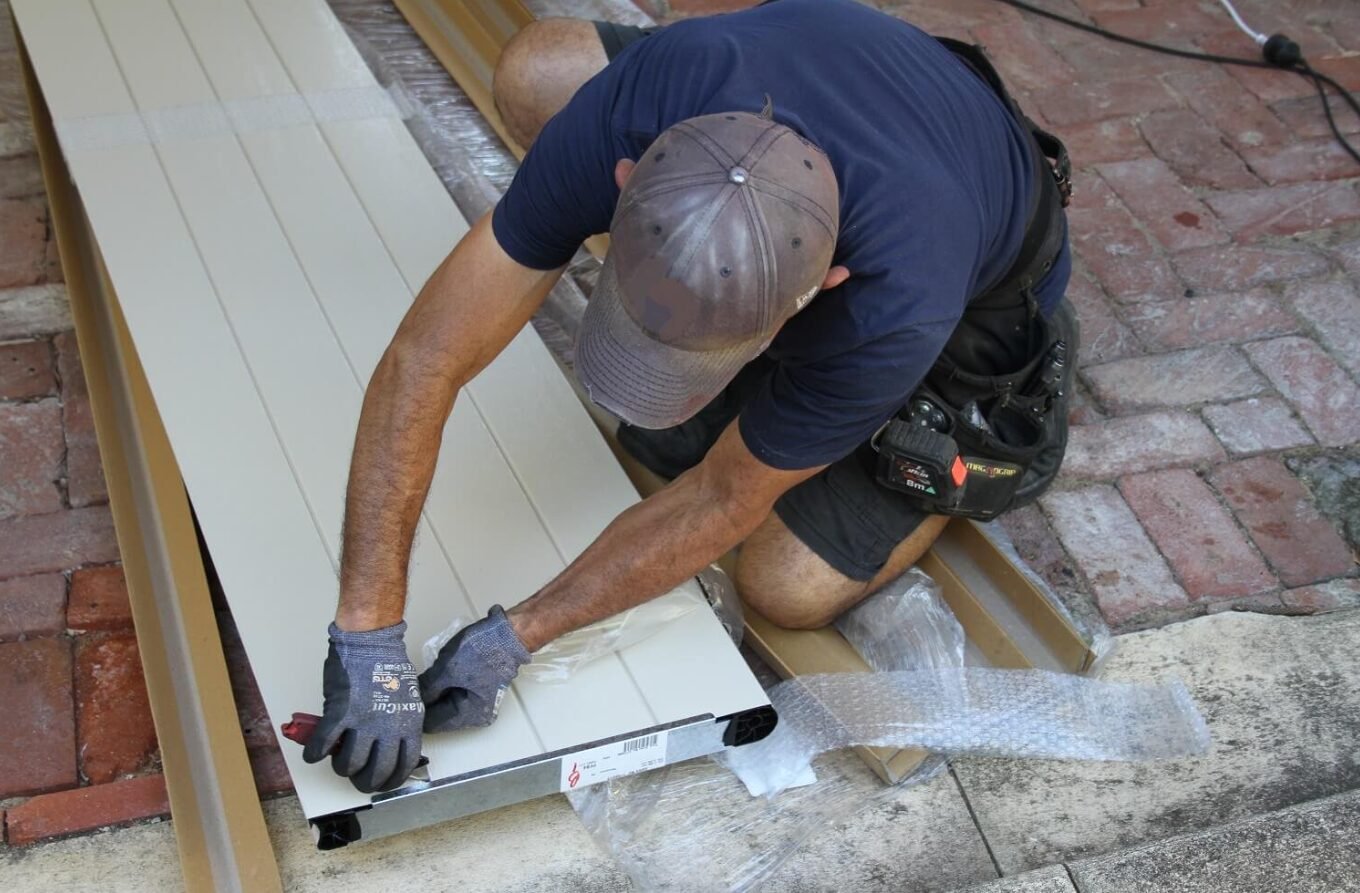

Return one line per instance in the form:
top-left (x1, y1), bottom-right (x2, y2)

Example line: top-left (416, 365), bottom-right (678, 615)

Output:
top-left (721, 704), bottom-right (778, 747)
top-left (313, 811), bottom-right (363, 850)
top-left (1263, 34), bottom-right (1302, 67)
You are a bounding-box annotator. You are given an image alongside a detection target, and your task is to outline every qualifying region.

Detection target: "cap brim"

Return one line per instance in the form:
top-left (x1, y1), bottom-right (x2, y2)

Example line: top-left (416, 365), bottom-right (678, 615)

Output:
top-left (576, 256), bottom-right (758, 430)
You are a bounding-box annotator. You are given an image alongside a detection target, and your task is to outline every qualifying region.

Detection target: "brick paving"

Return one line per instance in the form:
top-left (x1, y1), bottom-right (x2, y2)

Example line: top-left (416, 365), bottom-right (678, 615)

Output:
top-left (0, 0), bottom-right (1354, 849)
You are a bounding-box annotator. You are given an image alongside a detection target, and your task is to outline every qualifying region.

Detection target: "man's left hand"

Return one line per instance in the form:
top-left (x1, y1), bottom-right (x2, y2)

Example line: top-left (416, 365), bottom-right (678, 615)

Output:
top-left (419, 605), bottom-right (532, 732)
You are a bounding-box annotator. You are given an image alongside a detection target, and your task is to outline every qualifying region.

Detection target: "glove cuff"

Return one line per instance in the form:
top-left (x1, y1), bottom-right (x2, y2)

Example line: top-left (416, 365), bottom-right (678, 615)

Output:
top-left (482, 606), bottom-right (532, 672)
top-left (328, 620), bottom-right (410, 660)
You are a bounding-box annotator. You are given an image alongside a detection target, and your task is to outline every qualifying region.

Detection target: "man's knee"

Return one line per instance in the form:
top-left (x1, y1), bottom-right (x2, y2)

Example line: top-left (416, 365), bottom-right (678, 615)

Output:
top-left (735, 514), bottom-right (865, 630)
top-left (493, 18), bottom-right (608, 148)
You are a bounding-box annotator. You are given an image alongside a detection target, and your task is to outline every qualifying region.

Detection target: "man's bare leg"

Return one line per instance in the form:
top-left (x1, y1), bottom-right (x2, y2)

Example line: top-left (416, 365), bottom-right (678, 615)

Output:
top-left (736, 512), bottom-right (950, 629)
top-left (493, 19), bottom-right (609, 149)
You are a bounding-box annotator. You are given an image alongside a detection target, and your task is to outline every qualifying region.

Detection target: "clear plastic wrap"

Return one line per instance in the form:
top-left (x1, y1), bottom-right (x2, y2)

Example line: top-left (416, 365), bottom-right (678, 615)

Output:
top-left (421, 587), bottom-right (708, 683)
top-left (835, 567), bottom-right (966, 673)
top-left (717, 669), bottom-right (1210, 797)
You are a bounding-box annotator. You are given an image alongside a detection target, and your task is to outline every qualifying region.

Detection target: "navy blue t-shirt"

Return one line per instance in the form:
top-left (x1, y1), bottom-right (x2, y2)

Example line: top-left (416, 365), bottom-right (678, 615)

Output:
top-left (493, 0), bottom-right (1071, 470)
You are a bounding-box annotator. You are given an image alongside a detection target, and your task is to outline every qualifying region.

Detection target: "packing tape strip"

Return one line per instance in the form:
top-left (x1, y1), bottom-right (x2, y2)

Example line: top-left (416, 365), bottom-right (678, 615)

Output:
top-left (54, 85), bottom-right (413, 152)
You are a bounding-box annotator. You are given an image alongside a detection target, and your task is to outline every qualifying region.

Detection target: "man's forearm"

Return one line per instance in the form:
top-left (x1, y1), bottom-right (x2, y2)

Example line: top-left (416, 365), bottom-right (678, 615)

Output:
top-left (507, 464), bottom-right (769, 652)
top-left (335, 348), bottom-right (458, 631)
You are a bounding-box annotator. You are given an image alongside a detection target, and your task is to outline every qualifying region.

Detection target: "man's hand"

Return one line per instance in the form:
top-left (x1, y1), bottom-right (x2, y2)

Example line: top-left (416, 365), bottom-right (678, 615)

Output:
top-left (419, 605), bottom-right (531, 732)
top-left (303, 621), bottom-right (424, 793)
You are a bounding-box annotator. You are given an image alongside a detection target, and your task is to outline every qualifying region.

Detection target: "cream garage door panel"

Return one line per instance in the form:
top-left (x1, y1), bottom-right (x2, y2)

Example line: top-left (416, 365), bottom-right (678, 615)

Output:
top-left (14, 0), bottom-right (771, 833)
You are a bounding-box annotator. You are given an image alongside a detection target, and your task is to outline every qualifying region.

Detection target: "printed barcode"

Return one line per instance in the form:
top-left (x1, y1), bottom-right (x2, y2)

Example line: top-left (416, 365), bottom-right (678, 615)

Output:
top-left (621, 734), bottom-right (659, 754)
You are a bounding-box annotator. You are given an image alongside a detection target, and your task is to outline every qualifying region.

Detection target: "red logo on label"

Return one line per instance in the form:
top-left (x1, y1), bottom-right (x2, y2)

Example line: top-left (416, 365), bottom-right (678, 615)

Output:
top-left (567, 762), bottom-right (581, 789)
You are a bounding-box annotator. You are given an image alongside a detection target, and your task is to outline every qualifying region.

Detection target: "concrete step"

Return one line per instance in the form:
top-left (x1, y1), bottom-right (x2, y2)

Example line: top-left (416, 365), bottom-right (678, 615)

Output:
top-left (961, 787), bottom-right (1360, 892)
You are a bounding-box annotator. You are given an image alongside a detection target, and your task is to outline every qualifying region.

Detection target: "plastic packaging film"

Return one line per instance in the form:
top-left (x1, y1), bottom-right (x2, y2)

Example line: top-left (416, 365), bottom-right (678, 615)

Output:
top-left (421, 587), bottom-right (708, 683)
top-left (834, 567), bottom-right (966, 673)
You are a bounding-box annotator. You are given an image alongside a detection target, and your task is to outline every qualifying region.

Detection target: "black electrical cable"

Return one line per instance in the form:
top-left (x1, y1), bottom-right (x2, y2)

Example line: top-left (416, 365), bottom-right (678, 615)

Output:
top-left (990, 0), bottom-right (1360, 168)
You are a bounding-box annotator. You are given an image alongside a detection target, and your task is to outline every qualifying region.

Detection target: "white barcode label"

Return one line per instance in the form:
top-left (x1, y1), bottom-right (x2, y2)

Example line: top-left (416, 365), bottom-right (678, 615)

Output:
top-left (559, 730), bottom-right (670, 792)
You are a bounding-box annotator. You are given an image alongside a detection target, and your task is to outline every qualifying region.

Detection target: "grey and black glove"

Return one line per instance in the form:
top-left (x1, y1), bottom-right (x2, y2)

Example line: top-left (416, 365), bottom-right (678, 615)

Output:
top-left (303, 621), bottom-right (424, 793)
top-left (419, 605), bottom-right (531, 733)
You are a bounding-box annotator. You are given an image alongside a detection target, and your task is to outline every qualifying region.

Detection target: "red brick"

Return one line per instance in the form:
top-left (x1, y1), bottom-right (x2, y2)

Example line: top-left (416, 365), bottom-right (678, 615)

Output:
top-left (1038, 16), bottom-right (1196, 82)
top-left (0, 198), bottom-right (47, 289)
top-left (1245, 336), bottom-right (1360, 448)
top-left (1284, 279), bottom-right (1360, 378)
top-left (1059, 117), bottom-right (1150, 166)
top-left (250, 742), bottom-right (295, 797)
top-left (1280, 578), bottom-right (1360, 615)
top-left (1098, 158), bottom-right (1230, 252)
top-left (1339, 238), bottom-right (1360, 282)
top-left (75, 633), bottom-right (158, 784)
top-left (1243, 137), bottom-right (1360, 186)
top-left (1083, 346), bottom-right (1264, 413)
top-left (4, 773), bottom-right (169, 846)
top-left (0, 573), bottom-right (66, 642)
top-left (1270, 95), bottom-right (1360, 141)
top-left (1071, 0), bottom-right (1138, 11)
top-left (1206, 181), bottom-right (1360, 242)
top-left (972, 21), bottom-right (1077, 93)
top-left (0, 154), bottom-right (43, 200)
top-left (1063, 411), bottom-right (1225, 479)
top-left (1119, 469), bottom-right (1275, 601)
top-left (998, 503), bottom-right (1080, 594)
top-left (67, 565), bottom-right (132, 631)
top-left (1066, 270), bottom-right (1140, 365)
top-left (1034, 76), bottom-right (1179, 127)
top-left (1042, 485), bottom-right (1189, 627)
top-left (218, 611), bottom-right (276, 751)
top-left (0, 505), bottom-right (120, 579)
top-left (1093, 4), bottom-right (1222, 46)
top-left (662, 0), bottom-right (757, 15)
top-left (1068, 381), bottom-right (1106, 426)
top-left (1164, 67), bottom-right (1293, 150)
top-left (1196, 31), bottom-right (1317, 104)
top-left (1171, 244), bottom-right (1331, 293)
top-left (0, 339), bottom-right (54, 399)
top-left (55, 331), bottom-right (107, 508)
top-left (1067, 175), bottom-right (1181, 301)
top-left (888, 0), bottom-right (1021, 28)
top-left (0, 400), bottom-right (64, 519)
top-left (0, 638), bottom-right (76, 798)
top-left (1202, 397), bottom-right (1315, 456)
top-left (1311, 54), bottom-right (1360, 93)
top-left (1120, 288), bottom-right (1297, 351)
top-left (1138, 109), bottom-right (1260, 191)
top-left (0, 285), bottom-right (73, 341)
top-left (1209, 457), bottom-right (1353, 587)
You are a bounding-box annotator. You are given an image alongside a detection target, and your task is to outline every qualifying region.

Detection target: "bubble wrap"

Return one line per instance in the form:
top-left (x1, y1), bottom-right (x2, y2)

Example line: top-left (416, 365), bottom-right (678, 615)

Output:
top-left (835, 567), bottom-right (966, 673)
top-left (720, 669), bottom-right (1210, 797)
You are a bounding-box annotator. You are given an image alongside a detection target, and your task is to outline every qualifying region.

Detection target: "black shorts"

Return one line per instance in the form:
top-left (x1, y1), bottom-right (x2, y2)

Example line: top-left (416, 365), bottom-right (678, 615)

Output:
top-left (617, 299), bottom-right (1076, 581)
top-left (593, 21), bottom-right (658, 61)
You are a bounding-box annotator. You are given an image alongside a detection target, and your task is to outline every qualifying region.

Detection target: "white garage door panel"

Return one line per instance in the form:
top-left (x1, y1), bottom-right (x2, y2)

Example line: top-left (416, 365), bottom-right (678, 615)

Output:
top-left (14, 0), bottom-right (769, 831)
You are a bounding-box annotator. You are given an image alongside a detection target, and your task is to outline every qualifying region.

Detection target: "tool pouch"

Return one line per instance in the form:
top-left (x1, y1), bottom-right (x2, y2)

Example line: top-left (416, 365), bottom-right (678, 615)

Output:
top-left (874, 38), bottom-right (1077, 521)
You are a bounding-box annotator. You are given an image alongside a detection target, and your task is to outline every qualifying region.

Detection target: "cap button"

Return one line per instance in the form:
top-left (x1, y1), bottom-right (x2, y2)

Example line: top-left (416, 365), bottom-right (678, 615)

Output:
top-left (728, 166), bottom-right (749, 185)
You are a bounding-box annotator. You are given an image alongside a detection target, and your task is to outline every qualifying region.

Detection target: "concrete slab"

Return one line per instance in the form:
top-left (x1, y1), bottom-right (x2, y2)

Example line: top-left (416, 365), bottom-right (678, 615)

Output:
top-left (0, 756), bottom-right (995, 892)
top-left (765, 766), bottom-right (997, 892)
top-left (954, 611), bottom-right (1360, 873)
top-left (1069, 788), bottom-right (1360, 892)
top-left (0, 818), bottom-right (182, 892)
top-left (957, 865), bottom-right (1078, 893)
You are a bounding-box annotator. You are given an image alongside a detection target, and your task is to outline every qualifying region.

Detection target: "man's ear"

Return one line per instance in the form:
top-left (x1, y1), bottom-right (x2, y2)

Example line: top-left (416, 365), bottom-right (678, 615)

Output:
top-left (614, 158), bottom-right (637, 190)
top-left (821, 265), bottom-right (850, 291)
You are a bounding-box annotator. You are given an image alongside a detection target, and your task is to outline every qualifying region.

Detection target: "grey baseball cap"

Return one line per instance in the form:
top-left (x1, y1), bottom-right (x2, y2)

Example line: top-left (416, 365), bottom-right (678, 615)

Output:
top-left (576, 110), bottom-right (839, 429)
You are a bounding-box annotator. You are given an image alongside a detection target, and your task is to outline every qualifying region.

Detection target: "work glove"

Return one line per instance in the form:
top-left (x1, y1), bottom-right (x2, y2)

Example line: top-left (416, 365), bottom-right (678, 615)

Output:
top-left (419, 605), bottom-right (531, 733)
top-left (303, 621), bottom-right (424, 793)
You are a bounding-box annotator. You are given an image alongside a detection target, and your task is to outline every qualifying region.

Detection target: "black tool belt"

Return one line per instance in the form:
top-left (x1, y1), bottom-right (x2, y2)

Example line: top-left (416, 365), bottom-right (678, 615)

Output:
top-left (874, 39), bottom-right (1075, 522)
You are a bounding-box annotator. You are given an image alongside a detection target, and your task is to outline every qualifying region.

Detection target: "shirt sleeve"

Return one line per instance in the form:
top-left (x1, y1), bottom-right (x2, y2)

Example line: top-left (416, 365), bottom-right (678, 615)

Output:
top-left (737, 317), bottom-right (959, 470)
top-left (491, 67), bottom-right (636, 270)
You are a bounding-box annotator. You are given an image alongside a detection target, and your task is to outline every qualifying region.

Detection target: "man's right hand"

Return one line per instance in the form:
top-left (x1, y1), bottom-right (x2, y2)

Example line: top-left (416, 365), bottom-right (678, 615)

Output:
top-left (303, 621), bottom-right (425, 793)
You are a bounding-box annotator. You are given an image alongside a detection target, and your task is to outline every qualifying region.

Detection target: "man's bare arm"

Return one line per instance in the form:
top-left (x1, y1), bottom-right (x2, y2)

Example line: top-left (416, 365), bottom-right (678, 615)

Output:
top-left (336, 213), bottom-right (563, 631)
top-left (508, 422), bottom-right (825, 651)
